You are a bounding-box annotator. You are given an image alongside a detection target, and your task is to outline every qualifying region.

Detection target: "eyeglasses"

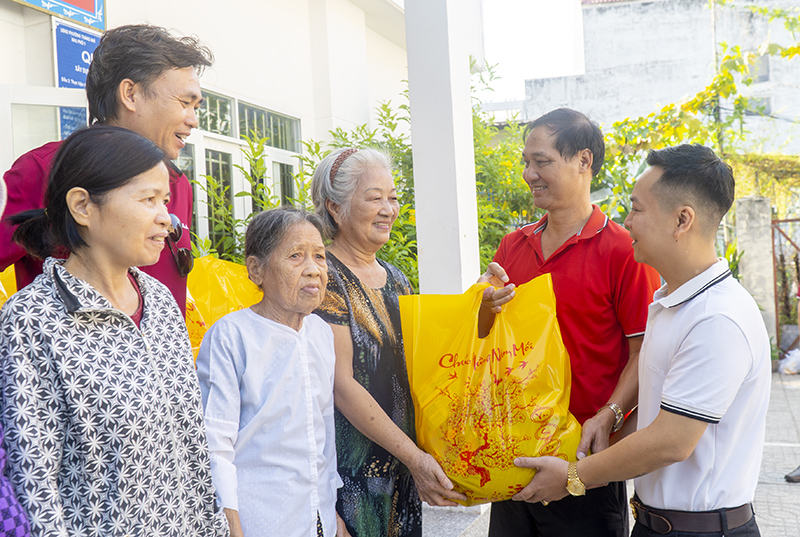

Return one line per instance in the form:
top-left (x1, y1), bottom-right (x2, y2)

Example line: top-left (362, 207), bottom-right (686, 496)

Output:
top-left (167, 213), bottom-right (195, 278)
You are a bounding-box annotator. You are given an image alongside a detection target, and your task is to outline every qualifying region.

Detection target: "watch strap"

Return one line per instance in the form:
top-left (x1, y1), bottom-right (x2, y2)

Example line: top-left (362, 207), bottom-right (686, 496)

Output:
top-left (598, 402), bottom-right (624, 433)
top-left (567, 461), bottom-right (586, 496)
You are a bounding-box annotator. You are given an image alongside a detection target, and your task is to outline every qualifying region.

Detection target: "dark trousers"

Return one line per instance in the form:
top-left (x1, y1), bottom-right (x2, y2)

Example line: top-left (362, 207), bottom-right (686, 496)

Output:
top-left (488, 481), bottom-right (629, 537)
top-left (631, 516), bottom-right (760, 537)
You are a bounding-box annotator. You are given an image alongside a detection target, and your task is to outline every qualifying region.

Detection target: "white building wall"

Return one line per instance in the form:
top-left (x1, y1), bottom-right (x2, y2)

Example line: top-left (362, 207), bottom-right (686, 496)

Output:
top-left (102, 0), bottom-right (405, 142)
top-left (0, 0), bottom-right (410, 166)
top-left (365, 25), bottom-right (409, 127)
top-left (107, 0), bottom-right (321, 126)
top-left (0, 3), bottom-right (54, 87)
top-left (716, 2), bottom-right (800, 152)
top-left (522, 0), bottom-right (800, 153)
top-left (308, 0), bottom-right (371, 136)
top-left (0, 0), bottom-right (416, 251)
top-left (524, 0), bottom-right (713, 129)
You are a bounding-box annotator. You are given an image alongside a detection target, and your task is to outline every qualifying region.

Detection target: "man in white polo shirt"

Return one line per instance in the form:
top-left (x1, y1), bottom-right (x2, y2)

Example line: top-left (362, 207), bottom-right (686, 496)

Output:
top-left (507, 143), bottom-right (771, 537)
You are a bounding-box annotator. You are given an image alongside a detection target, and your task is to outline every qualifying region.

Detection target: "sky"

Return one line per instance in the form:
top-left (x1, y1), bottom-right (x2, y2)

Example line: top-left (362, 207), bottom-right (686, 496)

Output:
top-left (479, 0), bottom-right (585, 103)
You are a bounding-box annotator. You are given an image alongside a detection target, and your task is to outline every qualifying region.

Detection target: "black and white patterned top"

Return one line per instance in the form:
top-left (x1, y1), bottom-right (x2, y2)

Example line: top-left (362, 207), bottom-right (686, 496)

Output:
top-left (0, 258), bottom-right (229, 537)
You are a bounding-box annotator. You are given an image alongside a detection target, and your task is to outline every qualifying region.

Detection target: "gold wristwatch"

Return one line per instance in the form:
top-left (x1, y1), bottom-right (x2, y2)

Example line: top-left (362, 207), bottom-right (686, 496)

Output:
top-left (566, 461), bottom-right (586, 496)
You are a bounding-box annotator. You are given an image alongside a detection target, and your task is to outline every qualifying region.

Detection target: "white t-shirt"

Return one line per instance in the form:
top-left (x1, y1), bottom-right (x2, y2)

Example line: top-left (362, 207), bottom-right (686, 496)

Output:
top-left (196, 309), bottom-right (341, 537)
top-left (634, 259), bottom-right (771, 511)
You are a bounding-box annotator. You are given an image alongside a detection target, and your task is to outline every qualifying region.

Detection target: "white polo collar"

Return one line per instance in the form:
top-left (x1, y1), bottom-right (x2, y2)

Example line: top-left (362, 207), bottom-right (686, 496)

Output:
top-left (655, 259), bottom-right (732, 309)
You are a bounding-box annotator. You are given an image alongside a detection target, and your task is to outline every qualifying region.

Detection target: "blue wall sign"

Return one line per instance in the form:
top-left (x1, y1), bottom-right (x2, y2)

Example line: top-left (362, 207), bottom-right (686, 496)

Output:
top-left (10, 0), bottom-right (105, 31)
top-left (59, 107), bottom-right (88, 139)
top-left (54, 19), bottom-right (100, 89)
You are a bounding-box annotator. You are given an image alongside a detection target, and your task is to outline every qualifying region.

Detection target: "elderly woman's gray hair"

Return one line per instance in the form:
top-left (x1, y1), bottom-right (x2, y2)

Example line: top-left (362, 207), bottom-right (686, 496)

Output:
top-left (245, 207), bottom-right (326, 263)
top-left (311, 147), bottom-right (393, 237)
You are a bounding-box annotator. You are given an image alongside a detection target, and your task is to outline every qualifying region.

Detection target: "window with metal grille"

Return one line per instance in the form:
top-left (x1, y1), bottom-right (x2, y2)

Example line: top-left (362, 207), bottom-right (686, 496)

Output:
top-left (239, 101), bottom-right (300, 152)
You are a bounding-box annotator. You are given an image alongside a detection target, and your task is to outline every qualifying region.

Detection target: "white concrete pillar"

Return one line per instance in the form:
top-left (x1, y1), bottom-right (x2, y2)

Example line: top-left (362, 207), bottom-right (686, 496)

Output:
top-left (736, 196), bottom-right (777, 342)
top-left (404, 0), bottom-right (481, 294)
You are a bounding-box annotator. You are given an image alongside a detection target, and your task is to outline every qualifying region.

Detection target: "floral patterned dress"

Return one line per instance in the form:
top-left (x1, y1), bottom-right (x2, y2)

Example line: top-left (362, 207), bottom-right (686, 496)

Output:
top-left (315, 253), bottom-right (421, 537)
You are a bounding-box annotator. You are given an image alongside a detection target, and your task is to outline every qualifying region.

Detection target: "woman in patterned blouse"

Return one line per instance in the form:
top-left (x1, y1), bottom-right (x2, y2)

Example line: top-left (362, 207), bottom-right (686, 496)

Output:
top-left (0, 173), bottom-right (30, 537)
top-left (0, 126), bottom-right (228, 537)
top-left (311, 148), bottom-right (467, 537)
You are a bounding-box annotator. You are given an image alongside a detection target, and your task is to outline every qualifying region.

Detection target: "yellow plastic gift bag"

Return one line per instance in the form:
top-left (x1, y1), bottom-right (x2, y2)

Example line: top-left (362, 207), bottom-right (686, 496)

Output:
top-left (185, 291), bottom-right (208, 359)
top-left (399, 274), bottom-right (581, 506)
top-left (0, 265), bottom-right (16, 309)
top-left (186, 256), bottom-right (261, 358)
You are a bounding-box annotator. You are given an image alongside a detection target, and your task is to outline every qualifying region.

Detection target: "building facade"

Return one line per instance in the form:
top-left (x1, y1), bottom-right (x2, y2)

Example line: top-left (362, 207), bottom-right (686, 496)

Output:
top-left (0, 0), bottom-right (409, 245)
top-left (522, 0), bottom-right (800, 153)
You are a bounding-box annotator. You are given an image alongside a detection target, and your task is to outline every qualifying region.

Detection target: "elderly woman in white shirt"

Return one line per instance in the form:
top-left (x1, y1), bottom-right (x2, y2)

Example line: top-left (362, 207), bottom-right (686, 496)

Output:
top-left (196, 207), bottom-right (347, 537)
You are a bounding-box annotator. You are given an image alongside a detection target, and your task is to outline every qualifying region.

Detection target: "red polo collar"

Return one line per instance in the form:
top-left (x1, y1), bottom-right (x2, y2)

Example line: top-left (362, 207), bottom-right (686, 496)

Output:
top-left (520, 205), bottom-right (609, 239)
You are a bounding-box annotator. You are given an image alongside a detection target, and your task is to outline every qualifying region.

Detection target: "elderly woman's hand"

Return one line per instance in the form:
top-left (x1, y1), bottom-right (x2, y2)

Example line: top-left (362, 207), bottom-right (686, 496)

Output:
top-left (335, 512), bottom-right (351, 537)
top-left (407, 450), bottom-right (468, 506)
top-left (224, 508), bottom-right (245, 537)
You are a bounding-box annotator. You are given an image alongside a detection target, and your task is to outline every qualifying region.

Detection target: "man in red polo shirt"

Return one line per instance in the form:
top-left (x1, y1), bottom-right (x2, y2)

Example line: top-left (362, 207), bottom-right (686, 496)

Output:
top-left (480, 108), bottom-right (661, 537)
top-left (0, 24), bottom-right (211, 317)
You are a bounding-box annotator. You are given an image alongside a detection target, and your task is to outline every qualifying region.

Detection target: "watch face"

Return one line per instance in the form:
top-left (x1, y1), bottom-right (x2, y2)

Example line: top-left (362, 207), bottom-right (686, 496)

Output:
top-left (567, 462), bottom-right (586, 496)
top-left (567, 479), bottom-right (586, 496)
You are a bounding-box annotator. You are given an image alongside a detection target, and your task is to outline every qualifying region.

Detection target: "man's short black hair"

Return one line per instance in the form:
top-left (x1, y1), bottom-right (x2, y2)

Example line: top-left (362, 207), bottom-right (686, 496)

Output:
top-left (527, 108), bottom-right (605, 177)
top-left (86, 24), bottom-right (213, 124)
top-left (646, 144), bottom-right (735, 230)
